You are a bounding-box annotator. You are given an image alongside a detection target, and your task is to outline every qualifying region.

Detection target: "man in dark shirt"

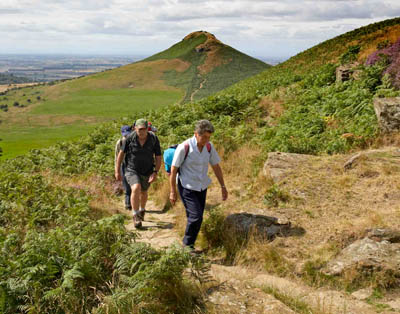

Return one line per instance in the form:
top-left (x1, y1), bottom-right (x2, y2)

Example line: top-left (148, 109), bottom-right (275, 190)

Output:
top-left (115, 118), bottom-right (162, 228)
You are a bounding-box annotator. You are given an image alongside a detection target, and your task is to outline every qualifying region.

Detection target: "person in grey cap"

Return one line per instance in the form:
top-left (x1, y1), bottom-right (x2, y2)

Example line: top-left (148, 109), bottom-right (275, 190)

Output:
top-left (115, 118), bottom-right (162, 228)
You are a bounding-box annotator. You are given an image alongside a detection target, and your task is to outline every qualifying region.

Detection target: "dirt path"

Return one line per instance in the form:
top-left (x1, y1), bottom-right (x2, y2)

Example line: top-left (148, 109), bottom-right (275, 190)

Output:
top-left (125, 202), bottom-right (180, 249)
top-left (123, 201), bottom-right (391, 313)
top-left (190, 75), bottom-right (206, 102)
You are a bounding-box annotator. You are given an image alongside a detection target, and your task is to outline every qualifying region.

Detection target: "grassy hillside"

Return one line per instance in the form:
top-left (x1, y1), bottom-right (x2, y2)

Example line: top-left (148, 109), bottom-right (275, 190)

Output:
top-left (2, 18), bottom-right (400, 313)
top-left (148, 31), bottom-right (269, 103)
top-left (0, 31), bottom-right (268, 160)
top-left (282, 17), bottom-right (400, 73)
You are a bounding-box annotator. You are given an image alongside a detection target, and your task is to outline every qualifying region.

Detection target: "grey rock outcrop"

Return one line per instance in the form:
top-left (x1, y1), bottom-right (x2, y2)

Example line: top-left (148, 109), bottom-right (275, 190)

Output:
top-left (222, 213), bottom-right (291, 244)
top-left (336, 63), bottom-right (361, 83)
top-left (263, 152), bottom-right (315, 183)
top-left (373, 97), bottom-right (400, 132)
top-left (344, 152), bottom-right (363, 170)
top-left (323, 229), bottom-right (400, 281)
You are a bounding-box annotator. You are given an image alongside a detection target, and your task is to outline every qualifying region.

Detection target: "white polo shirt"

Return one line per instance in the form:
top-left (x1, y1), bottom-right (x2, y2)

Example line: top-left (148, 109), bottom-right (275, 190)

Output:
top-left (172, 136), bottom-right (221, 191)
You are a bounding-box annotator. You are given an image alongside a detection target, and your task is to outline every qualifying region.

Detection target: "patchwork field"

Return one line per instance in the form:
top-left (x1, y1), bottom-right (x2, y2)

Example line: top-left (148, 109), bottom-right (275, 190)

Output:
top-left (0, 85), bottom-right (183, 160)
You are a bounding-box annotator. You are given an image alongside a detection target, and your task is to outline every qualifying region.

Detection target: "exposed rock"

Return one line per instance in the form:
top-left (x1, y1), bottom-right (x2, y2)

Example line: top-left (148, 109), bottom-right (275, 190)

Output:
top-left (344, 152), bottom-right (363, 170)
top-left (263, 152), bottom-right (315, 183)
top-left (373, 97), bottom-right (400, 132)
top-left (323, 237), bottom-right (400, 281)
top-left (386, 299), bottom-right (400, 311)
top-left (336, 65), bottom-right (352, 83)
top-left (351, 288), bottom-right (373, 300)
top-left (222, 212), bottom-right (291, 243)
top-left (336, 63), bottom-right (361, 83)
top-left (366, 228), bottom-right (400, 243)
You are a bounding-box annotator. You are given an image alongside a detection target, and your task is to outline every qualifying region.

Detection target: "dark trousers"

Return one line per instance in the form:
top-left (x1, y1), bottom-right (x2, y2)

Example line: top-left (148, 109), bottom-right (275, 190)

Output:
top-left (121, 164), bottom-right (132, 208)
top-left (178, 180), bottom-right (207, 247)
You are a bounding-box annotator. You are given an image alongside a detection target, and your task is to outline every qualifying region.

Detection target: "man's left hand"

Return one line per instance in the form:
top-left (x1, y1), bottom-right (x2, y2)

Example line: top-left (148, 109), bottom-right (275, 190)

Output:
top-left (148, 172), bottom-right (158, 183)
top-left (221, 186), bottom-right (228, 201)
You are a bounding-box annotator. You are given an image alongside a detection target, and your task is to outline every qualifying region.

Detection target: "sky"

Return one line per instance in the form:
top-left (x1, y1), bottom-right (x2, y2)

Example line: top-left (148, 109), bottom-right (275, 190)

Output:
top-left (1, 0), bottom-right (400, 60)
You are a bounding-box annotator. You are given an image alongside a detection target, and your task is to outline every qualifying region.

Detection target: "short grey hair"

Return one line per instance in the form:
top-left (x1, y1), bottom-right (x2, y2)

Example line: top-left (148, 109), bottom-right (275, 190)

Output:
top-left (195, 119), bottom-right (215, 135)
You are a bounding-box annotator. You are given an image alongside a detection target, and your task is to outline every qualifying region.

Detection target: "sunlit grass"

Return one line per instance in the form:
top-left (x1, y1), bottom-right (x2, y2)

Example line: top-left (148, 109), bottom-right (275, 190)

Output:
top-left (32, 88), bottom-right (183, 117)
top-left (0, 123), bottom-right (96, 160)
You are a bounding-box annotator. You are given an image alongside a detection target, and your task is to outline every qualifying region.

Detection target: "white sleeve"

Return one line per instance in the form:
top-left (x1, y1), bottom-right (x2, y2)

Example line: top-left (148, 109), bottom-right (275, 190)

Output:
top-left (171, 143), bottom-right (187, 167)
top-left (209, 143), bottom-right (221, 166)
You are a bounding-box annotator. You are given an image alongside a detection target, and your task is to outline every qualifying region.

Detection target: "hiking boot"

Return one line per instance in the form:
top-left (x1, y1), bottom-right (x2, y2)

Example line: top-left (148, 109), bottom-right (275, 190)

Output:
top-left (138, 209), bottom-right (145, 221)
top-left (133, 213), bottom-right (142, 228)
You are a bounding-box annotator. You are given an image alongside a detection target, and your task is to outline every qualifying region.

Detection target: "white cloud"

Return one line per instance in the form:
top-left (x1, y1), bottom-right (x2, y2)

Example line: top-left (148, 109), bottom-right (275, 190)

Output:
top-left (0, 0), bottom-right (399, 58)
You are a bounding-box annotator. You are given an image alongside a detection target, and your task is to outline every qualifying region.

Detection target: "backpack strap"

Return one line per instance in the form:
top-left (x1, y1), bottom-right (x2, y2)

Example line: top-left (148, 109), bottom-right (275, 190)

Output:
top-left (184, 142), bottom-right (190, 161)
top-left (206, 142), bottom-right (211, 153)
top-left (182, 141), bottom-right (211, 165)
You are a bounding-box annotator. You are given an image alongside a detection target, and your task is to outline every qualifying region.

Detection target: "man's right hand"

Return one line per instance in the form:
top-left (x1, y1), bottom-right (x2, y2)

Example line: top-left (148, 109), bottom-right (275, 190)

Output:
top-left (115, 171), bottom-right (121, 181)
top-left (169, 191), bottom-right (177, 206)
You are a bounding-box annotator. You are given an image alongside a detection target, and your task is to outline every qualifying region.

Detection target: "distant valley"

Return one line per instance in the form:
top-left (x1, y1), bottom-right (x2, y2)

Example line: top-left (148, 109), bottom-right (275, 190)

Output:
top-left (0, 54), bottom-right (143, 82)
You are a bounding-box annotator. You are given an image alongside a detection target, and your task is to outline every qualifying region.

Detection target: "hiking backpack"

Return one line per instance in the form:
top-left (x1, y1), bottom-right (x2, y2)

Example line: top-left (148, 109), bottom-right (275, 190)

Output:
top-left (164, 141), bottom-right (211, 174)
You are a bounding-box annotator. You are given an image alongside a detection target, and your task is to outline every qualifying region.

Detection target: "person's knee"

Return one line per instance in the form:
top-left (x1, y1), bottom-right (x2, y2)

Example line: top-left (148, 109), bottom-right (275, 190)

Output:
top-left (131, 184), bottom-right (141, 194)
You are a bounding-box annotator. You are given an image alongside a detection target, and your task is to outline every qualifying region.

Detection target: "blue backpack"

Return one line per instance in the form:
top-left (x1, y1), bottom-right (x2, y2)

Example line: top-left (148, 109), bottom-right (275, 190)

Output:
top-left (163, 142), bottom-right (211, 173)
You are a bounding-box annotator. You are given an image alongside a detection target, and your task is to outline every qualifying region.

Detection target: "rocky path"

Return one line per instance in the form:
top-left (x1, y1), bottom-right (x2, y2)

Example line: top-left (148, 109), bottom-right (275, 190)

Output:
top-left (190, 75), bottom-right (206, 102)
top-left (123, 201), bottom-right (392, 313)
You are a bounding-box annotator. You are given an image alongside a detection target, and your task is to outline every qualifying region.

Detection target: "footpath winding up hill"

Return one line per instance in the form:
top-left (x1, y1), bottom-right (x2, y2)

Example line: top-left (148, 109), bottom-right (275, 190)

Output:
top-left (0, 31), bottom-right (268, 160)
top-left (3, 17), bottom-right (400, 313)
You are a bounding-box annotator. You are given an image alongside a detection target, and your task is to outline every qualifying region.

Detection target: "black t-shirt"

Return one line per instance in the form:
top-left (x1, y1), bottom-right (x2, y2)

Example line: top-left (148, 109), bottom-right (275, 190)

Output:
top-left (122, 131), bottom-right (162, 176)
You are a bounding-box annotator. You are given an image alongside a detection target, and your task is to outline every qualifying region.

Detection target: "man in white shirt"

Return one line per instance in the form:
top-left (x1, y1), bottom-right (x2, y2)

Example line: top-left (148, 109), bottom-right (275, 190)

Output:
top-left (169, 120), bottom-right (228, 250)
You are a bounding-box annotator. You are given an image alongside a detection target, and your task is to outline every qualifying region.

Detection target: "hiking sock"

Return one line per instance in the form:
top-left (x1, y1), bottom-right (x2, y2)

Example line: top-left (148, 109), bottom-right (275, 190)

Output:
top-left (139, 208), bottom-right (145, 220)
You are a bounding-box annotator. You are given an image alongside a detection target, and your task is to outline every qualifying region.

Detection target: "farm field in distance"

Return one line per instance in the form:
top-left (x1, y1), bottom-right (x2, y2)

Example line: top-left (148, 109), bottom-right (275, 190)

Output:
top-left (0, 84), bottom-right (183, 160)
top-left (0, 54), bottom-right (142, 82)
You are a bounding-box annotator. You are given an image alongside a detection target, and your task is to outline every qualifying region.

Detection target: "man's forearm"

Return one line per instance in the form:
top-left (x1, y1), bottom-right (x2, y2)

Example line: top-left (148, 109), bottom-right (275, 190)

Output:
top-left (212, 164), bottom-right (225, 187)
top-left (115, 151), bottom-right (124, 174)
top-left (155, 156), bottom-right (162, 172)
top-left (169, 167), bottom-right (178, 193)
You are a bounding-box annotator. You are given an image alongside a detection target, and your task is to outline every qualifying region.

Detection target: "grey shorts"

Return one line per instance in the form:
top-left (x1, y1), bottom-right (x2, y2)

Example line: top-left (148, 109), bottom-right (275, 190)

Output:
top-left (125, 171), bottom-right (151, 191)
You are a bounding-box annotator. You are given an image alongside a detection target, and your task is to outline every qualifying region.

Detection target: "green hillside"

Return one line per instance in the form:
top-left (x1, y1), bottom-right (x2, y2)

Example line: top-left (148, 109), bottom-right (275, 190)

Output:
top-left (2, 18), bottom-right (400, 313)
top-left (144, 31), bottom-right (269, 102)
top-left (0, 31), bottom-right (268, 159)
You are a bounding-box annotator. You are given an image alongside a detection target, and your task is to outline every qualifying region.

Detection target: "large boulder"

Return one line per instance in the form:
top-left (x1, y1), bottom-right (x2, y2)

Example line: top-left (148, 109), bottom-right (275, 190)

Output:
top-left (323, 229), bottom-right (400, 286)
top-left (263, 152), bottom-right (315, 183)
top-left (223, 213), bottom-right (291, 240)
top-left (373, 97), bottom-right (400, 132)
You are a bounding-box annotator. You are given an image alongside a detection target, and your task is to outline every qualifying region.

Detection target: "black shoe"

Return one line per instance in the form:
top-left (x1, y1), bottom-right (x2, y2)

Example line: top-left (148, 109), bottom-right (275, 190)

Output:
top-left (125, 206), bottom-right (132, 211)
top-left (138, 209), bottom-right (145, 221)
top-left (133, 214), bottom-right (142, 228)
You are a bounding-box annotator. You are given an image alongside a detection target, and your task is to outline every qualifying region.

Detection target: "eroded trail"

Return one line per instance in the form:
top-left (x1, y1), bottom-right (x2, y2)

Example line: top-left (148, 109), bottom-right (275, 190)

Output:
top-left (190, 75), bottom-right (207, 102)
top-left (125, 201), bottom-right (180, 249)
top-left (123, 201), bottom-right (385, 314)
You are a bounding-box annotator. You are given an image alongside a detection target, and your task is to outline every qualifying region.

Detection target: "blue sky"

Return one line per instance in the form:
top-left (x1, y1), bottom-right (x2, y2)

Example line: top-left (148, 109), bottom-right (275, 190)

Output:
top-left (1, 0), bottom-right (400, 59)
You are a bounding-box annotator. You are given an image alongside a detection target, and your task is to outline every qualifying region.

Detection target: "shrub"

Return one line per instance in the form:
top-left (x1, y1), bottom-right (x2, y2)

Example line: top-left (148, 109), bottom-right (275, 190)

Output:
top-left (340, 45), bottom-right (360, 64)
top-left (201, 206), bottom-right (225, 249)
top-left (263, 184), bottom-right (290, 207)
